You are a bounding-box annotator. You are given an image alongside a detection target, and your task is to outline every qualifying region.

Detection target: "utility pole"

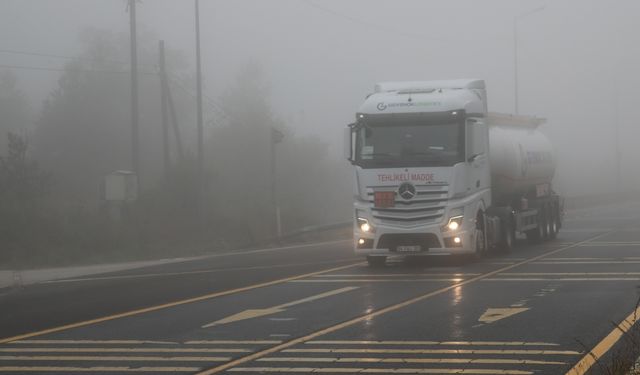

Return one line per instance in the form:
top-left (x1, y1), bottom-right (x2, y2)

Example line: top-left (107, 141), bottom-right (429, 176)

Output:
top-left (195, 0), bottom-right (205, 221)
top-left (159, 40), bottom-right (170, 181)
top-left (514, 6), bottom-right (544, 115)
top-left (129, 0), bottom-right (140, 181)
top-left (166, 82), bottom-right (184, 161)
top-left (271, 128), bottom-right (284, 238)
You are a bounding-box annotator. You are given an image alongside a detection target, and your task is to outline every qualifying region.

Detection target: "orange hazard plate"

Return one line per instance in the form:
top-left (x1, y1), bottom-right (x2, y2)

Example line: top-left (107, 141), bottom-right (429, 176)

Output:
top-left (374, 191), bottom-right (395, 208)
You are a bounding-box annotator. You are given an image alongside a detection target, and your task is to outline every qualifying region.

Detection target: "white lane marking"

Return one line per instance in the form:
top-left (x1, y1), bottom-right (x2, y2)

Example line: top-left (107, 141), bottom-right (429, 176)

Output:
top-left (0, 366), bottom-right (200, 372)
top-left (0, 355), bottom-right (229, 362)
top-left (282, 348), bottom-right (582, 355)
top-left (0, 347), bottom-right (249, 353)
top-left (228, 366), bottom-right (534, 374)
top-left (257, 356), bottom-right (567, 365)
top-left (12, 340), bottom-right (178, 345)
top-left (305, 340), bottom-right (559, 346)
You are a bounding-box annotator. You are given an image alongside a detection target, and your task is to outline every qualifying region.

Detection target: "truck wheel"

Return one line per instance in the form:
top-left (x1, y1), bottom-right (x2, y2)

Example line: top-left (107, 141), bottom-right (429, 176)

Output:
top-left (540, 206), bottom-right (549, 240)
top-left (549, 207), bottom-right (559, 239)
top-left (497, 217), bottom-right (514, 253)
top-left (366, 256), bottom-right (386, 267)
top-left (545, 206), bottom-right (554, 240)
top-left (472, 213), bottom-right (487, 260)
top-left (542, 206), bottom-right (551, 241)
top-left (526, 208), bottom-right (544, 244)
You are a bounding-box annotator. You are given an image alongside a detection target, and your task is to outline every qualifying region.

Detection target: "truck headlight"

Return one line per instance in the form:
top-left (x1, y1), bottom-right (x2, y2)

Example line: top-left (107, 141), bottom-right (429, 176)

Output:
top-left (446, 216), bottom-right (464, 231)
top-left (357, 217), bottom-right (374, 233)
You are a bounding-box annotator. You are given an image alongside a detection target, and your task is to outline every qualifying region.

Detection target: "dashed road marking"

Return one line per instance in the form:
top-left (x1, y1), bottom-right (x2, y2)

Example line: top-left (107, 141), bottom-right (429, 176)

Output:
top-left (0, 347), bottom-right (250, 353)
top-left (227, 367), bottom-right (534, 374)
top-left (0, 366), bottom-right (200, 372)
top-left (305, 340), bottom-right (559, 346)
top-left (257, 357), bottom-right (567, 365)
top-left (0, 355), bottom-right (230, 362)
top-left (281, 348), bottom-right (582, 355)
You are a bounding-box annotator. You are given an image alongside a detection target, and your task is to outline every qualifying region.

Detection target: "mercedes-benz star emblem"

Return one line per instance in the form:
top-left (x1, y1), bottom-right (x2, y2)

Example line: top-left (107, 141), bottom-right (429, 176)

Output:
top-left (398, 182), bottom-right (416, 200)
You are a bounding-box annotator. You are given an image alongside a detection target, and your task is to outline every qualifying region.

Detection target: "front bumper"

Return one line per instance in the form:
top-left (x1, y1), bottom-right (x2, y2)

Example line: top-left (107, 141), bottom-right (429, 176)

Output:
top-left (354, 223), bottom-right (475, 256)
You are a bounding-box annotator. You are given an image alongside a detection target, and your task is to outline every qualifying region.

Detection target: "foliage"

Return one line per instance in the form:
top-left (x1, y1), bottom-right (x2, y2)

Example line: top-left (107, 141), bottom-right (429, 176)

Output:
top-left (0, 70), bottom-right (30, 153)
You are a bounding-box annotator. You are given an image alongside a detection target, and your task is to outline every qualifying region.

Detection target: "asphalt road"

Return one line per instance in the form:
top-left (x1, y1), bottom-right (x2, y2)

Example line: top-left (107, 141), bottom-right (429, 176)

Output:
top-left (2, 201), bottom-right (640, 374)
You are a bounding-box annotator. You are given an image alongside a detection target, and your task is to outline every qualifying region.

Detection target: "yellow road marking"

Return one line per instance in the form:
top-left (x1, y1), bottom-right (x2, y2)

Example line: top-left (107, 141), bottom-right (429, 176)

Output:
top-left (0, 347), bottom-right (249, 353)
top-left (12, 340), bottom-right (178, 345)
top-left (566, 303), bottom-right (640, 375)
top-left (290, 279), bottom-right (465, 283)
top-left (196, 231), bottom-right (609, 374)
top-left (258, 357), bottom-right (566, 365)
top-left (202, 287), bottom-right (359, 327)
top-left (0, 355), bottom-right (230, 361)
top-left (483, 278), bottom-right (640, 281)
top-left (228, 367), bottom-right (533, 374)
top-left (0, 366), bottom-right (200, 372)
top-left (282, 348), bottom-right (581, 355)
top-left (534, 261), bottom-right (640, 264)
top-left (478, 308), bottom-right (530, 324)
top-left (315, 273), bottom-right (480, 277)
top-left (45, 259), bottom-right (356, 285)
top-left (0, 262), bottom-right (362, 344)
top-left (305, 340), bottom-right (559, 346)
top-left (500, 272), bottom-right (640, 276)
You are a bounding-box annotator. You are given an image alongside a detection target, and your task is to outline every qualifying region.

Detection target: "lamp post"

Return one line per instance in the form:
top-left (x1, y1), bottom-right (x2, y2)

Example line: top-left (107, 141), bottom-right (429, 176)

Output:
top-left (195, 0), bottom-right (205, 223)
top-left (514, 6), bottom-right (545, 114)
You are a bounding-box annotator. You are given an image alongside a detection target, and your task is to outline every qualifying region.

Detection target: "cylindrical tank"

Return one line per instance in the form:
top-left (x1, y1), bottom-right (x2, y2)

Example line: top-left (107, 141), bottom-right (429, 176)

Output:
top-left (489, 124), bottom-right (556, 202)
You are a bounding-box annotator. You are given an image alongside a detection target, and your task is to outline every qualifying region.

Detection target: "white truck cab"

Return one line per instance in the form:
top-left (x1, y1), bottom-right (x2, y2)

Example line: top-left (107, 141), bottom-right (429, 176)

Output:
top-left (345, 79), bottom-right (560, 266)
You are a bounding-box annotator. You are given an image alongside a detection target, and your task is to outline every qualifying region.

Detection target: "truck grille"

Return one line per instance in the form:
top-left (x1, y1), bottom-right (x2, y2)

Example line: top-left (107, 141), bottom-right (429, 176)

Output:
top-left (366, 184), bottom-right (448, 226)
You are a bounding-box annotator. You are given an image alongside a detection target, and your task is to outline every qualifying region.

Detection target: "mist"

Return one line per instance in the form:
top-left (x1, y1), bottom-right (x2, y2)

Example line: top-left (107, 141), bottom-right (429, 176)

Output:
top-left (1, 0), bottom-right (638, 265)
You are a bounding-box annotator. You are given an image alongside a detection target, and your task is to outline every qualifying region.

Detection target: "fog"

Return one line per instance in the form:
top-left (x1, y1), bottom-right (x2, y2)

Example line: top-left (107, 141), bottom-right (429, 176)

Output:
top-left (1, 0), bottom-right (638, 265)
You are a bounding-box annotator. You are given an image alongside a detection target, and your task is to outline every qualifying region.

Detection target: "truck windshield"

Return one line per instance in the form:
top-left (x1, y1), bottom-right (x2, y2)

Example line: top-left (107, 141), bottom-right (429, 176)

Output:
top-left (355, 117), bottom-right (465, 168)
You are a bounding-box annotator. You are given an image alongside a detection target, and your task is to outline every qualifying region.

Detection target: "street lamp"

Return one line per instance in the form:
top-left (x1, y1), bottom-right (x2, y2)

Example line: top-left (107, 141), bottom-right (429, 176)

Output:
top-left (514, 6), bottom-right (545, 114)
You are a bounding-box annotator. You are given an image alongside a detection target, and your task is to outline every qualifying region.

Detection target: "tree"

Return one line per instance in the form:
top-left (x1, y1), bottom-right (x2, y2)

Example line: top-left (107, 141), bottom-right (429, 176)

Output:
top-left (34, 28), bottom-right (190, 203)
top-left (0, 133), bottom-right (50, 263)
top-left (0, 71), bottom-right (30, 153)
top-left (207, 62), bottom-right (352, 241)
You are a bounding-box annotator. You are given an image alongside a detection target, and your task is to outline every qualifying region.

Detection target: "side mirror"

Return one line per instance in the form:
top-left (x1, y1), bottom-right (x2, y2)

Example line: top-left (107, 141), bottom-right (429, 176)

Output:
top-left (466, 120), bottom-right (487, 163)
top-left (344, 124), bottom-right (355, 163)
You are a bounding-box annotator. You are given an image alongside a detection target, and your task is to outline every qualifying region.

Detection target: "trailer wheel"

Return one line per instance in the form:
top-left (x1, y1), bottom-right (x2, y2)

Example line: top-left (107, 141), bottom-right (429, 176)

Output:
top-left (549, 205), bottom-right (559, 239)
top-left (366, 255), bottom-right (386, 267)
top-left (540, 206), bottom-right (549, 240)
top-left (526, 208), bottom-right (544, 244)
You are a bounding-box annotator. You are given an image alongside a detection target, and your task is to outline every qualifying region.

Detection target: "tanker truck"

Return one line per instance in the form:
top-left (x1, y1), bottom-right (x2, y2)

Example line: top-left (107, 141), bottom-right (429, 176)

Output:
top-left (344, 79), bottom-right (562, 266)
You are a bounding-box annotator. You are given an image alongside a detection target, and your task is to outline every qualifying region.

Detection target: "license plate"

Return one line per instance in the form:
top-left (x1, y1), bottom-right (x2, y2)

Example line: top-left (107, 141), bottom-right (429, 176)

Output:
top-left (396, 245), bottom-right (422, 253)
top-left (374, 191), bottom-right (395, 208)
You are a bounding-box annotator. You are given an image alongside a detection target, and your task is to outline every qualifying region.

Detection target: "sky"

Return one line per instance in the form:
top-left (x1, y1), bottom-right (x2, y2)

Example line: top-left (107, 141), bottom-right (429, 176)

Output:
top-left (1, 0), bottom-right (638, 196)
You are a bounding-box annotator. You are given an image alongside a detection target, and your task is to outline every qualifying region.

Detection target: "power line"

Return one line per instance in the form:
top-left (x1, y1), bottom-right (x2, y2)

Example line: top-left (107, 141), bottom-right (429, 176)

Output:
top-left (0, 63), bottom-right (156, 76)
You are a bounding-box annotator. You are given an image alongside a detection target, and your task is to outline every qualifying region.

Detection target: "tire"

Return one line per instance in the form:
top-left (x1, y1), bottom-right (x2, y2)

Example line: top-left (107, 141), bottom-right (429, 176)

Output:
top-left (497, 216), bottom-right (515, 253)
top-left (526, 207), bottom-right (544, 244)
top-left (471, 213), bottom-right (487, 261)
top-left (540, 206), bottom-right (549, 240)
top-left (366, 255), bottom-right (386, 267)
top-left (545, 206), bottom-right (554, 241)
top-left (549, 205), bottom-right (559, 239)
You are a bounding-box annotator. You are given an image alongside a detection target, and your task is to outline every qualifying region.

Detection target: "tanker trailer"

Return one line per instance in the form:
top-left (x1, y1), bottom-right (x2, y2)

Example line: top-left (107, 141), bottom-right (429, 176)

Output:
top-left (345, 79), bottom-right (562, 266)
top-left (485, 112), bottom-right (562, 248)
